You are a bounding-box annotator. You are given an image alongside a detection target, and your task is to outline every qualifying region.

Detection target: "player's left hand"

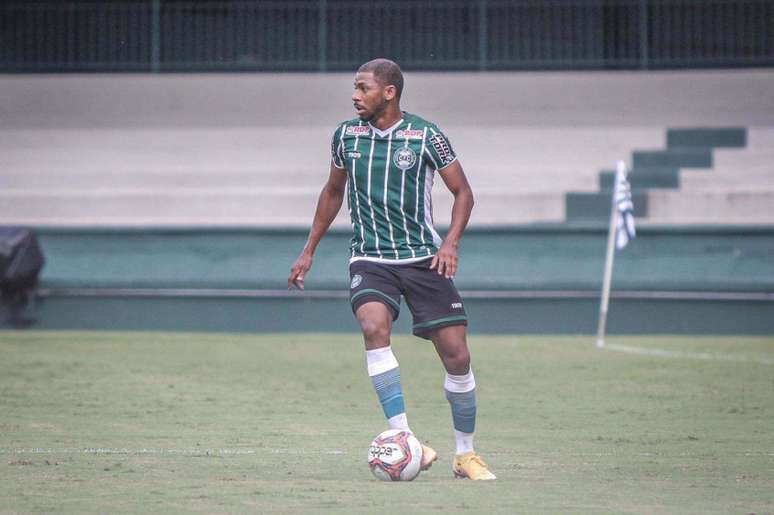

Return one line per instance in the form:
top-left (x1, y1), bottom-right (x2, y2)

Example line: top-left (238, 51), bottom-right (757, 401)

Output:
top-left (288, 251), bottom-right (313, 290)
top-left (430, 241), bottom-right (458, 279)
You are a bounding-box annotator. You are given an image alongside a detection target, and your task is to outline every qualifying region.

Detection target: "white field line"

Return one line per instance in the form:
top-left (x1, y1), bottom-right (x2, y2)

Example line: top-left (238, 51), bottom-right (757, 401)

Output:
top-left (0, 448), bottom-right (346, 456)
top-left (603, 343), bottom-right (774, 366)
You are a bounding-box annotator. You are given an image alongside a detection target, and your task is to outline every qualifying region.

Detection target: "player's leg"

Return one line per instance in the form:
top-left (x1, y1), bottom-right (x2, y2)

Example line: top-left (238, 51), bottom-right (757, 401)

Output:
top-left (402, 259), bottom-right (495, 479)
top-left (356, 301), bottom-right (438, 469)
top-left (355, 301), bottom-right (410, 432)
top-left (428, 325), bottom-right (475, 456)
top-left (350, 260), bottom-right (438, 471)
top-left (430, 325), bottom-right (495, 480)
top-left (350, 261), bottom-right (410, 431)
top-left (431, 325), bottom-right (474, 455)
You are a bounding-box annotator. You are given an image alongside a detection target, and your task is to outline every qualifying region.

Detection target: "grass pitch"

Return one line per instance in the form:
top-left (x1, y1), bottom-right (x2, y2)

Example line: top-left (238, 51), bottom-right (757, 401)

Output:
top-left (1, 331), bottom-right (772, 514)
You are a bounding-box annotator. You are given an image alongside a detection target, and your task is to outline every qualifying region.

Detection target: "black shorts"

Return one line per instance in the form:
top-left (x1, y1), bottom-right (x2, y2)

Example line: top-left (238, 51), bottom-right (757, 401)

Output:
top-left (349, 257), bottom-right (468, 340)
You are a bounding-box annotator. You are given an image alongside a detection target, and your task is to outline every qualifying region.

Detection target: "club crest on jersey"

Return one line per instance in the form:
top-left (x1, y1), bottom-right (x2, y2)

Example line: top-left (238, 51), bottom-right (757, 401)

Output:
top-left (345, 126), bottom-right (370, 136)
top-left (393, 147), bottom-right (417, 170)
top-left (350, 274), bottom-right (363, 289)
top-left (395, 129), bottom-right (423, 139)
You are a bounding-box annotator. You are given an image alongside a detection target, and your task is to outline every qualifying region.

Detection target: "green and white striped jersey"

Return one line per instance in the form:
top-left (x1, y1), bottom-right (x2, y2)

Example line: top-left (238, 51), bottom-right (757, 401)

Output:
top-left (331, 112), bottom-right (458, 262)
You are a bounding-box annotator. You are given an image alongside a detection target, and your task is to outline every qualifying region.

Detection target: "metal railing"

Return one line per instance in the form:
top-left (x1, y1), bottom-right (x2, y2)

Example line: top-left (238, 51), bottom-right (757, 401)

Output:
top-left (2, 0), bottom-right (772, 72)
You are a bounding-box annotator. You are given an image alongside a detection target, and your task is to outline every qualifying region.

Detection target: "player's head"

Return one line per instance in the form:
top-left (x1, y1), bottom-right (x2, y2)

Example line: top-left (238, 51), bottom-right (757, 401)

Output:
top-left (352, 58), bottom-right (403, 121)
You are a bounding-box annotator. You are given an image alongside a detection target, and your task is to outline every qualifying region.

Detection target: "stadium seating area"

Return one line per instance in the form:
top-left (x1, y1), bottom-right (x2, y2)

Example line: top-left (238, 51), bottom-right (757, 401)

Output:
top-left (1, 70), bottom-right (773, 334)
top-left (2, 70), bottom-right (773, 227)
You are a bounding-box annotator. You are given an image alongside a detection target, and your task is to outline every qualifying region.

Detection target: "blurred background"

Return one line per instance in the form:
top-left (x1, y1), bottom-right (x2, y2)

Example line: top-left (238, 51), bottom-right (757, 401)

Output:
top-left (1, 0), bottom-right (773, 334)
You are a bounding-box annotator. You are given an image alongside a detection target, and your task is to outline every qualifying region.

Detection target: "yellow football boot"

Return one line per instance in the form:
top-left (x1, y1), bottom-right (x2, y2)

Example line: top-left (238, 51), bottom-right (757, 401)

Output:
top-left (420, 444), bottom-right (438, 471)
top-left (452, 451), bottom-right (496, 480)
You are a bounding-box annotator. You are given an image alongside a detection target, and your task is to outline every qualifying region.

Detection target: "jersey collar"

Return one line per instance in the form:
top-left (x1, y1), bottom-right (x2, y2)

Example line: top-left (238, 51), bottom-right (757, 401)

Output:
top-left (368, 117), bottom-right (404, 138)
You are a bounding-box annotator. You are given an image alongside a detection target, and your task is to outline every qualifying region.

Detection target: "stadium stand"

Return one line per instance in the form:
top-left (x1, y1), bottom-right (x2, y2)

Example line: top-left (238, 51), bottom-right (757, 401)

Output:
top-left (2, 70), bottom-right (773, 227)
top-left (2, 70), bottom-right (773, 334)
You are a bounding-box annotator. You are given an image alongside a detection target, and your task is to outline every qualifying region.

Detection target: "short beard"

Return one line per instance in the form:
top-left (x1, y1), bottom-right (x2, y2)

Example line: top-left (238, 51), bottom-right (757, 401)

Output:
top-left (360, 100), bottom-right (388, 122)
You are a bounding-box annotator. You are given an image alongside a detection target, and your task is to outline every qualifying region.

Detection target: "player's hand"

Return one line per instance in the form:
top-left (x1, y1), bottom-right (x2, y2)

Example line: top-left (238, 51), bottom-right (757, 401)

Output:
top-left (288, 251), bottom-right (313, 290)
top-left (430, 241), bottom-right (458, 279)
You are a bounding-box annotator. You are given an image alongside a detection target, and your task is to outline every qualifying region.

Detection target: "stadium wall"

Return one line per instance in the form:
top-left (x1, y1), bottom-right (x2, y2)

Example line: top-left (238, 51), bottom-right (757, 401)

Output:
top-left (4, 226), bottom-right (772, 335)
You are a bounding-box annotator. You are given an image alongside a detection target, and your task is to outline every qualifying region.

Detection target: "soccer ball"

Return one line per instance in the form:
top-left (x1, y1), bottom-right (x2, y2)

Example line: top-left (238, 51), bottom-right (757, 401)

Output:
top-left (367, 429), bottom-right (423, 481)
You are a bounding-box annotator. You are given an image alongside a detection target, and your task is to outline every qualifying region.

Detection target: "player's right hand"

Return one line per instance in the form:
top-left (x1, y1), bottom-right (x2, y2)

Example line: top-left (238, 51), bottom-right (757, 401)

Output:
top-left (288, 252), bottom-right (313, 290)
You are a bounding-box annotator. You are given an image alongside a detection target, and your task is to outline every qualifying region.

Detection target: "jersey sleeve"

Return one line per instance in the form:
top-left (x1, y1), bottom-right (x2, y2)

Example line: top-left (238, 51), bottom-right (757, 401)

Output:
top-left (330, 125), bottom-right (346, 170)
top-left (424, 127), bottom-right (457, 170)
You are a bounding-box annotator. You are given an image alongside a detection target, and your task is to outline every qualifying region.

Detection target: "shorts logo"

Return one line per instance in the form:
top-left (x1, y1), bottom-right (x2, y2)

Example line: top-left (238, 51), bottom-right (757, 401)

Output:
top-left (350, 274), bottom-right (363, 289)
top-left (396, 129), bottom-right (423, 139)
top-left (451, 302), bottom-right (463, 309)
top-left (346, 151), bottom-right (361, 159)
top-left (346, 126), bottom-right (370, 136)
top-left (393, 147), bottom-right (417, 171)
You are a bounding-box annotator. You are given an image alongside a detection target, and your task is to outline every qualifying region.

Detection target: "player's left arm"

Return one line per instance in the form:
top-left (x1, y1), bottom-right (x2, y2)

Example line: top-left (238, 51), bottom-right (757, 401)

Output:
top-left (432, 160), bottom-right (474, 279)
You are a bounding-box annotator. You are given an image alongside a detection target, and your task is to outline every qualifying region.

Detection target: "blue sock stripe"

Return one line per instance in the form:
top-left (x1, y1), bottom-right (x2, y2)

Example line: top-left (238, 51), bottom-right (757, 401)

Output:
top-left (371, 368), bottom-right (405, 420)
top-left (381, 397), bottom-right (405, 419)
top-left (445, 389), bottom-right (477, 433)
top-left (371, 371), bottom-right (400, 390)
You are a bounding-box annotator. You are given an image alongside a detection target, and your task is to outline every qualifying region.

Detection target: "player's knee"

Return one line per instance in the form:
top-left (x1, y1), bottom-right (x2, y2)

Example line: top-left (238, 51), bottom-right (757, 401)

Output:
top-left (450, 347), bottom-right (471, 373)
top-left (442, 343), bottom-right (470, 374)
top-left (360, 318), bottom-right (390, 345)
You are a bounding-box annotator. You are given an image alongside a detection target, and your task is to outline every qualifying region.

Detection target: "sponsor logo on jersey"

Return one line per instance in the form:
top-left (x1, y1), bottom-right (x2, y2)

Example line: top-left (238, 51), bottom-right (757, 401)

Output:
top-left (451, 302), bottom-right (463, 309)
top-left (393, 147), bottom-right (417, 171)
top-left (346, 151), bottom-right (362, 159)
top-left (350, 274), bottom-right (363, 289)
top-left (430, 133), bottom-right (455, 166)
top-left (345, 126), bottom-right (371, 136)
top-left (395, 129), bottom-right (423, 139)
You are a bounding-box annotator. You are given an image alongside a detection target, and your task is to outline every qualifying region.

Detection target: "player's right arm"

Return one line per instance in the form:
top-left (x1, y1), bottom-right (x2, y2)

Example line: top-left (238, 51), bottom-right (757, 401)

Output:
top-left (287, 162), bottom-right (347, 290)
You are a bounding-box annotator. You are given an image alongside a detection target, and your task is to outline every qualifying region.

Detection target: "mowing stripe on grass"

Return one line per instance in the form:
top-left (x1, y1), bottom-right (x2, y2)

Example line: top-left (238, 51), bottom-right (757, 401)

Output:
top-left (0, 448), bottom-right (346, 455)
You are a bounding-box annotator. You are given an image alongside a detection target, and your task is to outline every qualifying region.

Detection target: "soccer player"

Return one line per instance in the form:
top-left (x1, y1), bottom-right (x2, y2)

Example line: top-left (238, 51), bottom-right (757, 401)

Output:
top-left (288, 58), bottom-right (495, 480)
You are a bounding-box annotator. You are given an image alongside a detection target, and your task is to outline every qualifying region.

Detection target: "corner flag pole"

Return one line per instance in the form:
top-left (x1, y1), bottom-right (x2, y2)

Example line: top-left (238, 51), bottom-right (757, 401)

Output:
top-left (596, 160), bottom-right (628, 348)
top-left (596, 190), bottom-right (618, 348)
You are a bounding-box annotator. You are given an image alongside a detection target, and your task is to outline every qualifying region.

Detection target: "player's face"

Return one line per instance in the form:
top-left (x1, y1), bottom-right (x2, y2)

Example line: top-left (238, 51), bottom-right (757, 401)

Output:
top-left (352, 72), bottom-right (389, 121)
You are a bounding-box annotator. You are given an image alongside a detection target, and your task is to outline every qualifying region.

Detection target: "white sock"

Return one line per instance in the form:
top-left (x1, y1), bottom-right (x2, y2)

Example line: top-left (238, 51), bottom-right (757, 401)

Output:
top-left (455, 430), bottom-right (474, 454)
top-left (366, 346), bottom-right (411, 432)
top-left (444, 369), bottom-right (476, 393)
top-left (445, 369), bottom-right (476, 454)
top-left (387, 413), bottom-right (411, 432)
top-left (365, 346), bottom-right (399, 377)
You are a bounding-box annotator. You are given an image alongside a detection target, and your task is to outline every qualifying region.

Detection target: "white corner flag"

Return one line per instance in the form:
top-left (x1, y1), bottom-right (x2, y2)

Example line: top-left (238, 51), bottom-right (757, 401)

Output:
top-left (614, 161), bottom-right (636, 250)
top-left (596, 161), bottom-right (636, 348)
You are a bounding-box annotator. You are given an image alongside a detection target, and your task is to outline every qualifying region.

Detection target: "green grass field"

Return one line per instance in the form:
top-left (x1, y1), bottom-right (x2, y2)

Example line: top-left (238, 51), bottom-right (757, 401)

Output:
top-left (1, 331), bottom-right (772, 514)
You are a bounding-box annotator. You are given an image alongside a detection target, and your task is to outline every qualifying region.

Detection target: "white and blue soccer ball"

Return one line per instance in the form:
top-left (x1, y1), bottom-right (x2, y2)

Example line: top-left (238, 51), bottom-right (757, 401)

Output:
top-left (367, 429), bottom-right (423, 481)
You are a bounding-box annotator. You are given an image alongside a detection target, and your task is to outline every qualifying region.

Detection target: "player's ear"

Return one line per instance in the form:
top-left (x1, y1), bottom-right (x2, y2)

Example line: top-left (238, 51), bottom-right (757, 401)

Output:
top-left (384, 85), bottom-right (397, 101)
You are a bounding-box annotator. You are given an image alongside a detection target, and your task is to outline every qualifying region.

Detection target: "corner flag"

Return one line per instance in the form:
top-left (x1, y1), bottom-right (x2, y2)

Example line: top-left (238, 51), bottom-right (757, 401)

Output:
top-left (596, 160), bottom-right (636, 347)
top-left (614, 161), bottom-right (636, 249)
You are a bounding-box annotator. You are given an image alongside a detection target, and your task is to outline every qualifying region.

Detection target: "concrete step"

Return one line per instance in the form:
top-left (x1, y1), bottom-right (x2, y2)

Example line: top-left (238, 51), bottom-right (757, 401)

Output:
top-left (0, 128), bottom-right (330, 173)
top-left (5, 71), bottom-right (774, 130)
top-left (599, 167), bottom-right (680, 190)
top-left (0, 171), bottom-right (330, 189)
top-left (740, 127), bottom-right (774, 150)
top-left (680, 170), bottom-right (774, 189)
top-left (0, 190), bottom-right (565, 226)
top-left (641, 216), bottom-right (774, 225)
top-left (714, 149), bottom-right (774, 171)
top-left (565, 191), bottom-right (648, 220)
top-left (0, 168), bottom-right (600, 191)
top-left (666, 127), bottom-right (746, 148)
top-left (633, 148), bottom-right (713, 168)
top-left (645, 189), bottom-right (774, 222)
